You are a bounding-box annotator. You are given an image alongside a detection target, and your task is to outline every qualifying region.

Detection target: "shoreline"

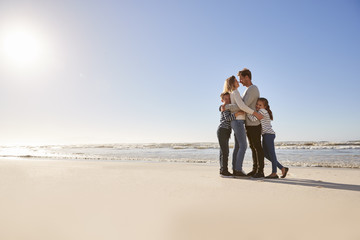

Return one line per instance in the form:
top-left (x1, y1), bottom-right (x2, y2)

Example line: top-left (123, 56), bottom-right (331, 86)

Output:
top-left (2, 156), bottom-right (360, 170)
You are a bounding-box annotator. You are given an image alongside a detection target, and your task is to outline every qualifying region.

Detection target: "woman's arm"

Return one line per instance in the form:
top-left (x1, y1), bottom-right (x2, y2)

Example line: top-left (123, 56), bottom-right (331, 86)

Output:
top-left (232, 90), bottom-right (255, 114)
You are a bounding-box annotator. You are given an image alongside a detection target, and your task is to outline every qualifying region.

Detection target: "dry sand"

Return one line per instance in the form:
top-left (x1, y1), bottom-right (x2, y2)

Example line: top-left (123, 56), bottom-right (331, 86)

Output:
top-left (0, 159), bottom-right (359, 240)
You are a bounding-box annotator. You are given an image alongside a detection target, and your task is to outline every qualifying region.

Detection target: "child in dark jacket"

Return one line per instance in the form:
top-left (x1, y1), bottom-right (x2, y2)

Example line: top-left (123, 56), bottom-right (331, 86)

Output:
top-left (217, 92), bottom-right (244, 177)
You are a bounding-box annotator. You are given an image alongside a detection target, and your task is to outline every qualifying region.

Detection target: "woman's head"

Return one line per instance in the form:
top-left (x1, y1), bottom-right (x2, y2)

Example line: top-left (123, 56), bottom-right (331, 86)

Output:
top-left (257, 97), bottom-right (273, 120)
top-left (223, 75), bottom-right (239, 93)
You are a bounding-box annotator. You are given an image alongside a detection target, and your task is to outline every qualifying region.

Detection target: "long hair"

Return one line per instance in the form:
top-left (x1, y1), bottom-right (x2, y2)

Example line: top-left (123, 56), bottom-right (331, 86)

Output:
top-left (258, 97), bottom-right (273, 120)
top-left (223, 75), bottom-right (237, 93)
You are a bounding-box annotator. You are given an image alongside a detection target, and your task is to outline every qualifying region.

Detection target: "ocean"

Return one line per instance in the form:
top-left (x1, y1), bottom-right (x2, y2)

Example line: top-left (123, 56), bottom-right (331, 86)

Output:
top-left (1, 141), bottom-right (360, 169)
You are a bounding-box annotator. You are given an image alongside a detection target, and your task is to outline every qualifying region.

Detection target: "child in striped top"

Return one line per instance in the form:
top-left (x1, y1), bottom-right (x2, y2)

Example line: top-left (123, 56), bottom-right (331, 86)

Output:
top-left (248, 98), bottom-right (289, 179)
top-left (217, 92), bottom-right (244, 177)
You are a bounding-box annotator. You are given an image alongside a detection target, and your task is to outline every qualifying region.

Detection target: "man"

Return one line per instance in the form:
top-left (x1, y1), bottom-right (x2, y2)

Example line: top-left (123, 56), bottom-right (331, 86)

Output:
top-left (238, 68), bottom-right (265, 178)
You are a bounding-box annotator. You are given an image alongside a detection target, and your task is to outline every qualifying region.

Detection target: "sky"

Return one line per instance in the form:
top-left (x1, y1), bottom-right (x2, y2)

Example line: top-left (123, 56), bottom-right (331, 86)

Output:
top-left (0, 0), bottom-right (359, 145)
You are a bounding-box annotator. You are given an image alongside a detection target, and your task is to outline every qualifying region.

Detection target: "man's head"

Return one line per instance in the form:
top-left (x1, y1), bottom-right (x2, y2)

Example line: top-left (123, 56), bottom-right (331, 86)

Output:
top-left (238, 68), bottom-right (252, 87)
top-left (220, 92), bottom-right (231, 104)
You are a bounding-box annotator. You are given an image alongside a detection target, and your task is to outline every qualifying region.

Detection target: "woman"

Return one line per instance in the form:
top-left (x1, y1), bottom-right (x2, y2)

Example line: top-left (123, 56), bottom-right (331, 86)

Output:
top-left (223, 76), bottom-right (262, 177)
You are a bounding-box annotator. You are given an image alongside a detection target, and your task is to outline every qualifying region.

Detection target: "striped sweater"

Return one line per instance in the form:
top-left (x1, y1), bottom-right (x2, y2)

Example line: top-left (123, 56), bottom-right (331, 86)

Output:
top-left (248, 109), bottom-right (275, 135)
top-left (218, 106), bottom-right (236, 130)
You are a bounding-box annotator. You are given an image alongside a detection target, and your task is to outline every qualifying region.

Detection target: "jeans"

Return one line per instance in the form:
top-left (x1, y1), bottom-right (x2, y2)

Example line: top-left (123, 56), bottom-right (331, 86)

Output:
top-left (231, 120), bottom-right (247, 171)
top-left (217, 127), bottom-right (231, 172)
top-left (262, 134), bottom-right (283, 173)
top-left (246, 125), bottom-right (264, 173)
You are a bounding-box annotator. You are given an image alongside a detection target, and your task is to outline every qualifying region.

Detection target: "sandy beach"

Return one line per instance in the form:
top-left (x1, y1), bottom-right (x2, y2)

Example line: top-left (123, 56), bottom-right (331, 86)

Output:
top-left (0, 158), bottom-right (359, 240)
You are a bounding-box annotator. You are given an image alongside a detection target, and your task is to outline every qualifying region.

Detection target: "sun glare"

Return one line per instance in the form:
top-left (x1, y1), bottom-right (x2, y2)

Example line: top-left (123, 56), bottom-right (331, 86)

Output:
top-left (1, 28), bottom-right (44, 68)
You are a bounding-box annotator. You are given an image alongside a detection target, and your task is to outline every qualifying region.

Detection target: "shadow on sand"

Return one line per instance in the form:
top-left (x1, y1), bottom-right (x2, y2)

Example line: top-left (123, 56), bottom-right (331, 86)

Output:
top-left (231, 177), bottom-right (360, 192)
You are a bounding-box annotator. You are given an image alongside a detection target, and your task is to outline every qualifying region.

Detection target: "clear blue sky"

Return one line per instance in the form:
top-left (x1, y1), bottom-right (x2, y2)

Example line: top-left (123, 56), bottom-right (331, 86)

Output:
top-left (0, 0), bottom-right (359, 145)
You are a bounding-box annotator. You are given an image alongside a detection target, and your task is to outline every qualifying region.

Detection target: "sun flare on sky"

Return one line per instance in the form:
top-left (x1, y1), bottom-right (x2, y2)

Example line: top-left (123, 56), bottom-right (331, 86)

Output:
top-left (1, 26), bottom-right (45, 68)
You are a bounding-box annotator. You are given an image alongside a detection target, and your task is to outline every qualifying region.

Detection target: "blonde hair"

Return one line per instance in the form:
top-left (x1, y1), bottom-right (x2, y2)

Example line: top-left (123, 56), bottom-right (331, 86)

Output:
top-left (220, 92), bottom-right (230, 99)
top-left (223, 75), bottom-right (237, 93)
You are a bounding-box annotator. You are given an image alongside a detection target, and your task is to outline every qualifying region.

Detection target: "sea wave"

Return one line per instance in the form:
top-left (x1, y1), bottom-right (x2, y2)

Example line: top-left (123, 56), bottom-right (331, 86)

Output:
top-left (4, 141), bottom-right (358, 150)
top-left (1, 141), bottom-right (360, 169)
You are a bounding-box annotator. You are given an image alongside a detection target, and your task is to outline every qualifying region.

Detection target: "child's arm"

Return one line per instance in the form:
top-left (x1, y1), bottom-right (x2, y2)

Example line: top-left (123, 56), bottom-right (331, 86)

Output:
top-left (247, 113), bottom-right (259, 122)
top-left (223, 111), bottom-right (237, 122)
top-left (224, 111), bottom-right (245, 121)
top-left (247, 110), bottom-right (266, 122)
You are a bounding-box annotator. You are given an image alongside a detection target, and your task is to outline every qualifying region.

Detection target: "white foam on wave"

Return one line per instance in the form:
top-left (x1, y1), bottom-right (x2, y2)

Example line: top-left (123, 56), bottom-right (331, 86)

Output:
top-left (0, 142), bottom-right (360, 169)
top-left (3, 141), bottom-right (358, 150)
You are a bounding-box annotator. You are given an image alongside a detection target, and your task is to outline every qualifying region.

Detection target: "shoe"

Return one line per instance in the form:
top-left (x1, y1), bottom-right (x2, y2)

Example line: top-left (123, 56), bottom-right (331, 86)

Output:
top-left (220, 170), bottom-right (233, 178)
top-left (252, 172), bottom-right (265, 178)
top-left (265, 174), bottom-right (279, 179)
top-left (233, 170), bottom-right (247, 178)
top-left (246, 170), bottom-right (256, 177)
top-left (281, 167), bottom-right (289, 178)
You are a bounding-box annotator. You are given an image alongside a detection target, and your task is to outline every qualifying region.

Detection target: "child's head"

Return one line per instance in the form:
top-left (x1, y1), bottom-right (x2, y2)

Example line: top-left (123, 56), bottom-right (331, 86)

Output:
top-left (220, 92), bottom-right (231, 104)
top-left (257, 97), bottom-right (273, 120)
top-left (256, 98), bottom-right (267, 110)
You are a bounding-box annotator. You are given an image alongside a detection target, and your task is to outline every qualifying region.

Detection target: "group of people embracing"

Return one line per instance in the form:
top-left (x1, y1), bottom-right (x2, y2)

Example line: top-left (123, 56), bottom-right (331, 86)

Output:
top-left (217, 68), bottom-right (289, 179)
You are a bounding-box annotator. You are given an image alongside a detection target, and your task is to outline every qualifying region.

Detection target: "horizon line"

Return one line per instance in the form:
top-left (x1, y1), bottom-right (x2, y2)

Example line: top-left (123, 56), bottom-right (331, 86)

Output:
top-left (1, 139), bottom-right (359, 147)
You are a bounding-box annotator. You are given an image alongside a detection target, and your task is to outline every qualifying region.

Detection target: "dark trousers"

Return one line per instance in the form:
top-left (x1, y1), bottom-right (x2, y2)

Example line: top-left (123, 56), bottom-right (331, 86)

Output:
top-left (246, 125), bottom-right (264, 173)
top-left (217, 127), bottom-right (231, 172)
